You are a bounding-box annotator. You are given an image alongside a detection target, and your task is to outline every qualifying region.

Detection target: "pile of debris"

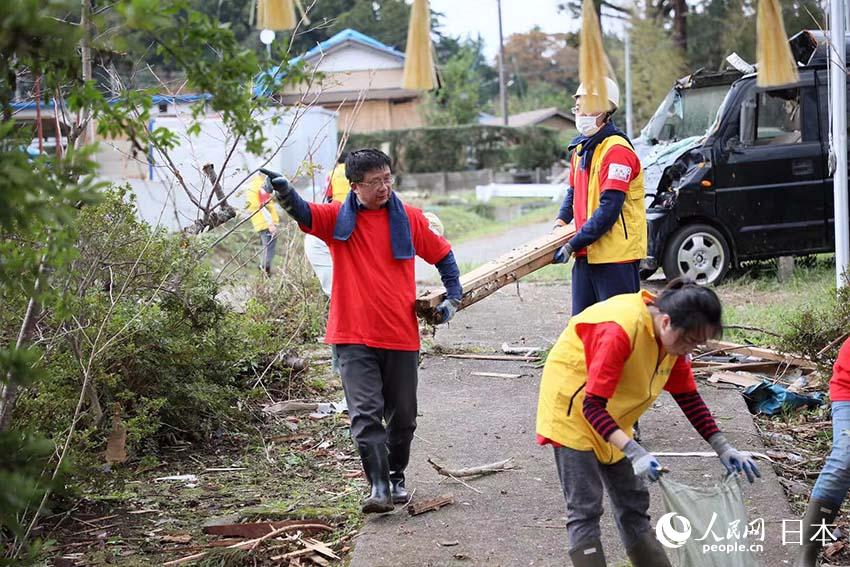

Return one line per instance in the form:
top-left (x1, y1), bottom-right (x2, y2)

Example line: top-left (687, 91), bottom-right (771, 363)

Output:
top-left (694, 340), bottom-right (825, 416)
top-left (162, 519), bottom-right (342, 566)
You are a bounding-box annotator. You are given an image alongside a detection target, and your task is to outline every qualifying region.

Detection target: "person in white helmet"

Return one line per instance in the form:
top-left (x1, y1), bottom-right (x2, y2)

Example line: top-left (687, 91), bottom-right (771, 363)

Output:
top-left (553, 77), bottom-right (647, 317)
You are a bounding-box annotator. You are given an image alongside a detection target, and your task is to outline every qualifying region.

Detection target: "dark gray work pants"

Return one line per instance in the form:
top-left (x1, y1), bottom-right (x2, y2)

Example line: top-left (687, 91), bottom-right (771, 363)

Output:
top-left (554, 446), bottom-right (653, 551)
top-left (336, 344), bottom-right (419, 450)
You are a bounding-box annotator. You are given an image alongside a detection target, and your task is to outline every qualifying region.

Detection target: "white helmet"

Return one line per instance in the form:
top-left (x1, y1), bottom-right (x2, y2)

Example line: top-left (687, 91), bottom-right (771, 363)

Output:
top-left (574, 77), bottom-right (620, 111)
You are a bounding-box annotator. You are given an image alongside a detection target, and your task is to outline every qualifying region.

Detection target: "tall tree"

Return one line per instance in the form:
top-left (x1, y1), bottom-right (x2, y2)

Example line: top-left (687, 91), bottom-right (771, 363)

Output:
top-left (502, 27), bottom-right (580, 92)
top-left (423, 44), bottom-right (484, 126)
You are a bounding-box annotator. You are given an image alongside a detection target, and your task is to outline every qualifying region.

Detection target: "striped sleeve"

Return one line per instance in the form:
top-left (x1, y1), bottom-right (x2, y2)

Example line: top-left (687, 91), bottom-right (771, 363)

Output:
top-left (672, 390), bottom-right (720, 441)
top-left (583, 394), bottom-right (619, 440)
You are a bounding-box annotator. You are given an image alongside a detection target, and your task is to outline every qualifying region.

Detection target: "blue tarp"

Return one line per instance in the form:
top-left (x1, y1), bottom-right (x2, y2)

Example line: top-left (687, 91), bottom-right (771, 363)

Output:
top-left (742, 381), bottom-right (825, 416)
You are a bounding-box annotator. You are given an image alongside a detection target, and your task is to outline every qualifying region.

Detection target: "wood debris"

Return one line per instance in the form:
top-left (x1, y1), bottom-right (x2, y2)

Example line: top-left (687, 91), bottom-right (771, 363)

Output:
top-left (407, 494), bottom-right (455, 516)
top-left (416, 225), bottom-right (576, 323)
top-left (202, 519), bottom-right (332, 539)
top-left (703, 340), bottom-right (816, 370)
top-left (470, 372), bottom-right (521, 379)
top-left (445, 353), bottom-right (534, 362)
top-left (262, 401), bottom-right (321, 415)
top-left (707, 371), bottom-right (763, 388)
top-left (428, 457), bottom-right (517, 478)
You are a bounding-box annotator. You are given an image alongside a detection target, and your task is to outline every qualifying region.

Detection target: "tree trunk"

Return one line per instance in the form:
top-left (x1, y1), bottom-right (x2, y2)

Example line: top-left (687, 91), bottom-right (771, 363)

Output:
top-left (672, 0), bottom-right (688, 51)
top-left (0, 273), bottom-right (45, 431)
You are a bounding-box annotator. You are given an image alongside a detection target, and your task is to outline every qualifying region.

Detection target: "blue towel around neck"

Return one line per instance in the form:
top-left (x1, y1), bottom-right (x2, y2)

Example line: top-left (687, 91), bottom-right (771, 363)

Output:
top-left (568, 120), bottom-right (632, 171)
top-left (332, 191), bottom-right (414, 260)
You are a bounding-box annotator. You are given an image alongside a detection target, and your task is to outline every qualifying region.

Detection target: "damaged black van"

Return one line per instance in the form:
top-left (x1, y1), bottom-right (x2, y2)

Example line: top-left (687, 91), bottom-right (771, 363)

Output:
top-left (642, 31), bottom-right (848, 285)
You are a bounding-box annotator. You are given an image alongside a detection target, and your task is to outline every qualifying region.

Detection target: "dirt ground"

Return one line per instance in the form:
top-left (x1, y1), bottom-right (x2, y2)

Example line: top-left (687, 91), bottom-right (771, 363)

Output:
top-left (349, 284), bottom-right (797, 567)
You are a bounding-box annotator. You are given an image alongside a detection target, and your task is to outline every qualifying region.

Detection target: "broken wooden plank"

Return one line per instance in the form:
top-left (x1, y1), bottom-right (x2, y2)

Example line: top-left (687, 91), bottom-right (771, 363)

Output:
top-left (470, 372), bottom-right (521, 379)
top-left (407, 494), bottom-right (455, 516)
top-left (302, 538), bottom-right (339, 560)
top-left (704, 340), bottom-right (816, 369)
top-left (416, 225), bottom-right (576, 323)
top-left (692, 360), bottom-right (780, 373)
top-left (203, 520), bottom-right (332, 539)
top-left (707, 371), bottom-right (764, 388)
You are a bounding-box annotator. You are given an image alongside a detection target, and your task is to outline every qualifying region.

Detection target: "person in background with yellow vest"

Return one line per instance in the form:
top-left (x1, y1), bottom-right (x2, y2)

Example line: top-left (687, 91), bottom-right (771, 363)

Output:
top-left (536, 280), bottom-right (760, 567)
top-left (324, 152), bottom-right (351, 204)
top-left (553, 77), bottom-right (647, 317)
top-left (246, 173), bottom-right (280, 277)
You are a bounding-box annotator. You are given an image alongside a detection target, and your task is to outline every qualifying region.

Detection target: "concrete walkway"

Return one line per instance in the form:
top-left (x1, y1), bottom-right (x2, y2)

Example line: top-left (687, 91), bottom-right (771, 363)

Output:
top-left (349, 284), bottom-right (795, 567)
top-left (415, 221), bottom-right (552, 283)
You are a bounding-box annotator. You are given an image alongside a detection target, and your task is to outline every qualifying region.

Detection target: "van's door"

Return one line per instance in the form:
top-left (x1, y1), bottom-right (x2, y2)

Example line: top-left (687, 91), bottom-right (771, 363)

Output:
top-left (714, 75), bottom-right (828, 258)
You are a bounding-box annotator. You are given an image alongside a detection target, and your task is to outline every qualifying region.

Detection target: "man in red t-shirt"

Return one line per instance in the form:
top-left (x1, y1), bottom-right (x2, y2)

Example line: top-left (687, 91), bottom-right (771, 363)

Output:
top-left (261, 149), bottom-right (461, 514)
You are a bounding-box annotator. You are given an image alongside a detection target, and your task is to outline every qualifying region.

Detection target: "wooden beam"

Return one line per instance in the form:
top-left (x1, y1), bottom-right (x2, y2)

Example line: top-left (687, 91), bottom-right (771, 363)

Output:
top-left (704, 340), bottom-right (816, 370)
top-left (416, 225), bottom-right (575, 323)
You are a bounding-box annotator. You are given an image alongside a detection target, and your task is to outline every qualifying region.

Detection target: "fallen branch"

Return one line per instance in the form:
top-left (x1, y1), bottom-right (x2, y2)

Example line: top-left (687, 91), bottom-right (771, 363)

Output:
top-left (203, 519), bottom-right (332, 539)
top-left (428, 457), bottom-right (517, 478)
top-left (406, 494), bottom-right (455, 516)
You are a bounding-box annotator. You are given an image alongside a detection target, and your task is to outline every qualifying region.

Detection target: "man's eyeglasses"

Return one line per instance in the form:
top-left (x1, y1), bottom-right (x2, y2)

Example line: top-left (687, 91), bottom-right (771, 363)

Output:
top-left (357, 176), bottom-right (395, 189)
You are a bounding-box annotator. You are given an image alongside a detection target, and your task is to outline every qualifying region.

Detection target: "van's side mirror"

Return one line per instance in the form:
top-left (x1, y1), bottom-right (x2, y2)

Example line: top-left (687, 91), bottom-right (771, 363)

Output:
top-left (724, 137), bottom-right (743, 154)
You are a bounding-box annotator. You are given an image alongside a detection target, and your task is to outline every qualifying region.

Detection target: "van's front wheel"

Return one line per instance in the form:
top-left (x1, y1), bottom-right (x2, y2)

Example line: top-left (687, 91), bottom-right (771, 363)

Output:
top-left (662, 224), bottom-right (731, 285)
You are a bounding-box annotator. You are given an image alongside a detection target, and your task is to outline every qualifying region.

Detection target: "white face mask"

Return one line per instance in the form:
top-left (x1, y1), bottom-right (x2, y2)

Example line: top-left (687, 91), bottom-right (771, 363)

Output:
top-left (576, 114), bottom-right (602, 137)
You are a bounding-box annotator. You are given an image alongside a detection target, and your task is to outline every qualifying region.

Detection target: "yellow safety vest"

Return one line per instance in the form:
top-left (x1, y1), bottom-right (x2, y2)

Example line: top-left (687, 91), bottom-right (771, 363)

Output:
top-left (246, 175), bottom-right (280, 232)
top-left (329, 163), bottom-right (351, 203)
top-left (571, 135), bottom-right (647, 264)
top-left (535, 291), bottom-right (679, 464)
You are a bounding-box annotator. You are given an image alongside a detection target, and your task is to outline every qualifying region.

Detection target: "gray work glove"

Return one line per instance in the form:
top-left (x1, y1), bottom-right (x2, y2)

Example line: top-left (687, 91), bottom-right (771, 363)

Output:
top-left (553, 242), bottom-right (573, 264)
top-left (709, 433), bottom-right (761, 483)
top-left (623, 439), bottom-right (663, 482)
top-left (435, 298), bottom-right (460, 324)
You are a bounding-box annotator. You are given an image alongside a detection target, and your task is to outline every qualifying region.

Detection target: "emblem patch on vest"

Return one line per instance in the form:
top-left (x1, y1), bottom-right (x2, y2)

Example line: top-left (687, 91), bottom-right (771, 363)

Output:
top-left (608, 163), bottom-right (632, 182)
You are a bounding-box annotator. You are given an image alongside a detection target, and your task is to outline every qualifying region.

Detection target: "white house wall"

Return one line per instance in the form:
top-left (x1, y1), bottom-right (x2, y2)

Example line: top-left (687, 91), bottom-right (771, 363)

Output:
top-left (97, 105), bottom-right (339, 231)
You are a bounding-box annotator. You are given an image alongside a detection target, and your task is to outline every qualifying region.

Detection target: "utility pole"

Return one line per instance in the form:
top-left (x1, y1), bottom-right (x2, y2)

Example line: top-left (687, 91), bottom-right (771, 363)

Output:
top-left (497, 0), bottom-right (508, 126)
top-left (625, 28), bottom-right (633, 138)
top-left (831, 0), bottom-right (849, 287)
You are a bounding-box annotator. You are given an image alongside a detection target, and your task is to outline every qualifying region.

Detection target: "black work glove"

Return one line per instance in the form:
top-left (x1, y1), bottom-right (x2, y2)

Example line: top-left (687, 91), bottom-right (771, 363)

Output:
top-left (260, 168), bottom-right (293, 199)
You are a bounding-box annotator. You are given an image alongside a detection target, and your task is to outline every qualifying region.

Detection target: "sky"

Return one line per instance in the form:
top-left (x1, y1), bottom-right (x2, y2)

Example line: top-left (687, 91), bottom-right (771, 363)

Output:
top-left (428, 0), bottom-right (582, 60)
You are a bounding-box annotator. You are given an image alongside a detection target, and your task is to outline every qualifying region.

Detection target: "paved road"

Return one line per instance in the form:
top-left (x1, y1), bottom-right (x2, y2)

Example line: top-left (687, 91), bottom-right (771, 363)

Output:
top-left (349, 284), bottom-right (795, 567)
top-left (415, 221), bottom-right (552, 283)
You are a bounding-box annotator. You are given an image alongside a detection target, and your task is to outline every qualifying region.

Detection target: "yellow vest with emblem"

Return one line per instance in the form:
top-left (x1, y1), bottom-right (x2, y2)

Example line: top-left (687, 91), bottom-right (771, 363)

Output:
top-left (571, 135), bottom-right (647, 264)
top-left (535, 291), bottom-right (679, 464)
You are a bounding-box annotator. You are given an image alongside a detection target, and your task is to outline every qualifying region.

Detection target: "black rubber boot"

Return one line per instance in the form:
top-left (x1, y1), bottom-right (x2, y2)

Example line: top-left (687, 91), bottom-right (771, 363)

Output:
top-left (568, 539), bottom-right (607, 567)
top-left (625, 530), bottom-right (672, 567)
top-left (388, 440), bottom-right (411, 504)
top-left (795, 499), bottom-right (839, 567)
top-left (358, 443), bottom-right (393, 514)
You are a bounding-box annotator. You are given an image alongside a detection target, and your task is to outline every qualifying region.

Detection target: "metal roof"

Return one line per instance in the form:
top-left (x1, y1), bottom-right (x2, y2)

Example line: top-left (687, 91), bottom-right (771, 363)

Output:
top-left (254, 28), bottom-right (405, 98)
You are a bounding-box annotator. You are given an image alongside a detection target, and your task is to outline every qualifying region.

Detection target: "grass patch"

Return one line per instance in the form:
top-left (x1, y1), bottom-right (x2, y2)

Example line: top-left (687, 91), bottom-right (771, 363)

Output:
top-left (424, 197), bottom-right (559, 243)
top-left (714, 257), bottom-right (835, 346)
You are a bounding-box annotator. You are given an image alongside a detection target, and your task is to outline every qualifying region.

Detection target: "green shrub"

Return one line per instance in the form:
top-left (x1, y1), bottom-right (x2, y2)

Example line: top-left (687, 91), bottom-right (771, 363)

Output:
top-left (10, 187), bottom-right (325, 459)
top-left (346, 124), bottom-right (562, 173)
